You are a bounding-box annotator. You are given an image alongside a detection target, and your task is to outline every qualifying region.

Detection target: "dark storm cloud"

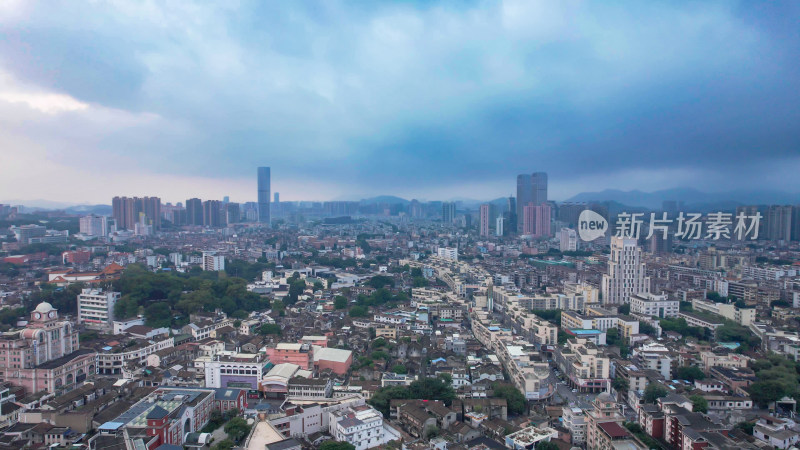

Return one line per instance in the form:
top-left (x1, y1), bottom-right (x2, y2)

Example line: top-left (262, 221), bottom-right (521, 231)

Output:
top-left (0, 0), bottom-right (798, 200)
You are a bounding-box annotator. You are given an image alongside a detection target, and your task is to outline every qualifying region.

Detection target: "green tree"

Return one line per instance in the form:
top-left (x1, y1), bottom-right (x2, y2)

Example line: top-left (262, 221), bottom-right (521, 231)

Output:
top-left (748, 380), bottom-right (790, 408)
top-left (391, 364), bottom-right (407, 374)
top-left (606, 328), bottom-right (621, 346)
top-left (638, 321), bottom-right (657, 337)
top-left (612, 377), bottom-right (629, 391)
top-left (689, 394), bottom-right (708, 413)
top-left (144, 302), bottom-right (172, 328)
top-left (211, 439), bottom-right (235, 450)
top-left (224, 417), bottom-right (251, 443)
top-left (319, 442), bottom-right (356, 450)
top-left (286, 276), bottom-right (306, 305)
top-left (259, 323), bottom-right (282, 335)
top-left (366, 275), bottom-right (394, 289)
top-left (535, 442), bottom-right (560, 450)
top-left (618, 304), bottom-right (630, 314)
top-left (643, 383), bottom-right (669, 403)
top-left (735, 421), bottom-right (755, 435)
top-left (334, 295), bottom-right (348, 309)
top-left (349, 305), bottom-right (368, 317)
top-left (531, 309), bottom-right (561, 324)
top-left (676, 366), bottom-right (705, 382)
top-left (492, 383), bottom-right (526, 415)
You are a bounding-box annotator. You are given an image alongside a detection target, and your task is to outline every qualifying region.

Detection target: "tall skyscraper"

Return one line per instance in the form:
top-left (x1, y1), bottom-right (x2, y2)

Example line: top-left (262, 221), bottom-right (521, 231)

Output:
top-left (792, 205), bottom-right (800, 242)
top-left (442, 202), bottom-right (456, 224)
top-left (257, 167), bottom-right (271, 224)
top-left (479, 204), bottom-right (491, 236)
top-left (516, 172), bottom-right (547, 232)
top-left (495, 216), bottom-right (504, 237)
top-left (186, 198), bottom-right (203, 226)
top-left (505, 196), bottom-right (517, 232)
top-left (274, 192), bottom-right (280, 203)
top-left (602, 236), bottom-right (650, 305)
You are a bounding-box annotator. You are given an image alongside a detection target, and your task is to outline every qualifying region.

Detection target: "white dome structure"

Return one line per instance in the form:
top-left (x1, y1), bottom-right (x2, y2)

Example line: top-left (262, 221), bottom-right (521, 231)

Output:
top-left (34, 302), bottom-right (55, 314)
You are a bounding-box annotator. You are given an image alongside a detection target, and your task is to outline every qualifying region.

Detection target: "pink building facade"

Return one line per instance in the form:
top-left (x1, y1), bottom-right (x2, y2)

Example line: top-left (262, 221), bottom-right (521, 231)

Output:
top-left (0, 302), bottom-right (96, 395)
top-left (523, 203), bottom-right (552, 238)
top-left (265, 343), bottom-right (312, 369)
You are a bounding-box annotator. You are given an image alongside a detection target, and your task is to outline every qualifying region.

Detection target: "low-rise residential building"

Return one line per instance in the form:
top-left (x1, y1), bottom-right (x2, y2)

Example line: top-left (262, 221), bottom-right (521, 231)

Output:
top-left (554, 338), bottom-right (611, 393)
top-left (562, 406), bottom-right (587, 445)
top-left (328, 404), bottom-right (385, 450)
top-left (204, 353), bottom-right (271, 390)
top-left (630, 292), bottom-right (678, 318)
top-left (288, 377), bottom-right (333, 399)
top-left (753, 416), bottom-right (800, 449)
top-left (691, 299), bottom-right (756, 326)
top-left (700, 351), bottom-right (750, 373)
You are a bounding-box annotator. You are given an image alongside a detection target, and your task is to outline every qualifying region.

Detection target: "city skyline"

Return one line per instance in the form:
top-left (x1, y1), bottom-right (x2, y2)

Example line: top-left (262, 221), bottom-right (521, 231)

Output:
top-left (1, 2), bottom-right (799, 204)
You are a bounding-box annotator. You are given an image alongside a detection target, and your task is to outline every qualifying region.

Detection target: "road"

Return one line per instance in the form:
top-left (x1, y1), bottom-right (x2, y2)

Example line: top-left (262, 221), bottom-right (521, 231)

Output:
top-left (210, 424), bottom-right (229, 445)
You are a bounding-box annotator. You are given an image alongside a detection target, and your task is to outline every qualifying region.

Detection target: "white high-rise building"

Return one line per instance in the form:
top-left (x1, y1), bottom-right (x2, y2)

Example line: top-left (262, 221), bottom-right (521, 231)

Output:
top-left (601, 237), bottom-right (650, 305)
top-left (202, 251), bottom-right (225, 271)
top-left (560, 228), bottom-right (577, 252)
top-left (437, 247), bottom-right (458, 261)
top-left (496, 216), bottom-right (504, 236)
top-left (479, 204), bottom-right (491, 236)
top-left (79, 214), bottom-right (108, 237)
top-left (77, 288), bottom-right (121, 331)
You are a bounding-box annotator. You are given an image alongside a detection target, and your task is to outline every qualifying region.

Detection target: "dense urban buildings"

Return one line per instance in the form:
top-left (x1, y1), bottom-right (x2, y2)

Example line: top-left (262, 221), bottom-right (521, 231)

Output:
top-left (1, 173), bottom-right (800, 450)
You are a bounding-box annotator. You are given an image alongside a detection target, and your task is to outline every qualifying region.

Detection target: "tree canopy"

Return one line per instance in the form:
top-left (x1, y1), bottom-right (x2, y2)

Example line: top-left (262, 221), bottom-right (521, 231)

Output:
top-left (368, 377), bottom-right (456, 417)
top-left (643, 383), bottom-right (669, 403)
top-left (492, 383), bottom-right (527, 415)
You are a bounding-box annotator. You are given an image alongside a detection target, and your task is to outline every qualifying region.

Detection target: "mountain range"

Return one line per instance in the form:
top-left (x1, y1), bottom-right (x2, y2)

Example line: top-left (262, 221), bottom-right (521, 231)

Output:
top-left (4, 188), bottom-right (797, 213)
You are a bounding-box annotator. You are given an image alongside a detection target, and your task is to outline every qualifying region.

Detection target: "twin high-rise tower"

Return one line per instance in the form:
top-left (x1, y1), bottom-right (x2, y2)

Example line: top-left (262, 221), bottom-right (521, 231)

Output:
top-left (257, 167), bottom-right (271, 224)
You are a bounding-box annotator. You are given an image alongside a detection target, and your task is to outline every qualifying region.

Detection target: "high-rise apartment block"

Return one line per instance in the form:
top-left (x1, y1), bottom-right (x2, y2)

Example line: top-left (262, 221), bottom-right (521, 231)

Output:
top-left (480, 204), bottom-right (491, 236)
top-left (258, 166), bottom-right (271, 224)
top-left (523, 203), bottom-right (551, 237)
top-left (766, 205), bottom-right (793, 241)
top-left (112, 196), bottom-right (161, 230)
top-left (442, 202), bottom-right (456, 224)
top-left (77, 288), bottom-right (121, 331)
top-left (186, 198), bottom-right (204, 226)
top-left (516, 172), bottom-right (547, 232)
top-left (602, 237), bottom-right (650, 305)
top-left (202, 200), bottom-right (223, 227)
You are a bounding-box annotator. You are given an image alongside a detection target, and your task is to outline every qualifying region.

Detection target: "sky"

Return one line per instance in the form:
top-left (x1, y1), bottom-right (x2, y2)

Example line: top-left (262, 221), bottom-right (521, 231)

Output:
top-left (0, 0), bottom-right (799, 205)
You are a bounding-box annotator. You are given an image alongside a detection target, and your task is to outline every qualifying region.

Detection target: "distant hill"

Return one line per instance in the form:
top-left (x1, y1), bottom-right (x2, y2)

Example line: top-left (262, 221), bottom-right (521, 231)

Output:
top-left (63, 204), bottom-right (113, 215)
top-left (566, 188), bottom-right (799, 210)
top-left (359, 195), bottom-right (410, 205)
